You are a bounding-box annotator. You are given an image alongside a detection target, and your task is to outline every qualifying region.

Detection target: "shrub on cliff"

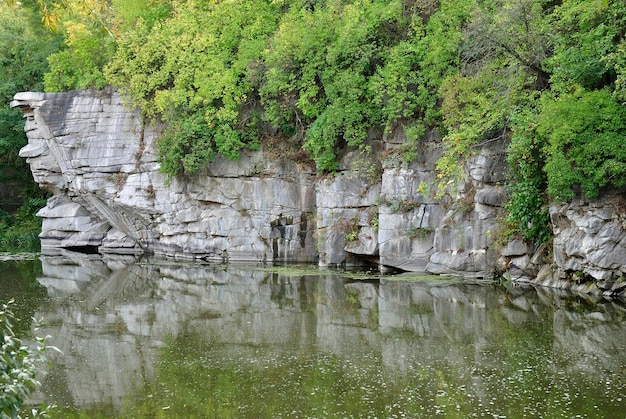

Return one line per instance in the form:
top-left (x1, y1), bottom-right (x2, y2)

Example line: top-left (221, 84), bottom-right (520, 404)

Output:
top-left (505, 105), bottom-right (551, 244)
top-left (540, 88), bottom-right (626, 201)
top-left (101, 0), bottom-right (469, 176)
top-left (261, 0), bottom-right (470, 171)
top-left (104, 0), bottom-right (279, 179)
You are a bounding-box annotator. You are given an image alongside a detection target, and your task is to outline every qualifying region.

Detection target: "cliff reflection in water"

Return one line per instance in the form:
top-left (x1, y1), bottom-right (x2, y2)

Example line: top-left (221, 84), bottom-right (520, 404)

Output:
top-left (32, 252), bottom-right (626, 417)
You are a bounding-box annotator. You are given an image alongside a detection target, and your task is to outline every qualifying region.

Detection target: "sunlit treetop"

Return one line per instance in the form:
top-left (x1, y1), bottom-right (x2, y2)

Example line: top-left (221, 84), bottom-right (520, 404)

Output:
top-left (7, 0), bottom-right (626, 245)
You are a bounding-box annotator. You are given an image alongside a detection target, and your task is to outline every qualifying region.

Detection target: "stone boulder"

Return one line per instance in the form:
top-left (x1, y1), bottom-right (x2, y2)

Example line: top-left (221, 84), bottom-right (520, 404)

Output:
top-left (545, 191), bottom-right (626, 289)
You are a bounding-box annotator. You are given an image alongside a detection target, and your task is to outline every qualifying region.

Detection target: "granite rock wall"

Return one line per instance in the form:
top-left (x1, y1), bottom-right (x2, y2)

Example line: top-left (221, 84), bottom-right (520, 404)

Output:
top-left (13, 89), bottom-right (317, 262)
top-left (12, 89), bottom-right (626, 285)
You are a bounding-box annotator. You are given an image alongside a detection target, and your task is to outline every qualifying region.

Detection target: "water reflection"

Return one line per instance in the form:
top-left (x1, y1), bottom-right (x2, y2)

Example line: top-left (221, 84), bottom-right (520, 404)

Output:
top-left (24, 252), bottom-right (626, 417)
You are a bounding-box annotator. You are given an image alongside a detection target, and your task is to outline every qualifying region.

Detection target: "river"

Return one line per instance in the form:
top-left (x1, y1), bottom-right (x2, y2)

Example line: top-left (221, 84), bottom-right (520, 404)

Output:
top-left (3, 252), bottom-right (626, 418)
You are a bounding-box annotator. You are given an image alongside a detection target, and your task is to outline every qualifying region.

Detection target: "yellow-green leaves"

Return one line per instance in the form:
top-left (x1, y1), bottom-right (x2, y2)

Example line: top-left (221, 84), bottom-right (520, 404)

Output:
top-left (41, 0), bottom-right (127, 91)
top-left (105, 0), bottom-right (280, 178)
top-left (539, 89), bottom-right (626, 201)
top-left (261, 0), bottom-right (419, 171)
top-left (38, 0), bottom-right (626, 205)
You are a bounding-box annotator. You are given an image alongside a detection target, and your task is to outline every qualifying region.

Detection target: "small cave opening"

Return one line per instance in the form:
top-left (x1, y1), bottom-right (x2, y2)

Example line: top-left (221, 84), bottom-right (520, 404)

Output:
top-left (64, 245), bottom-right (100, 255)
top-left (344, 252), bottom-right (380, 271)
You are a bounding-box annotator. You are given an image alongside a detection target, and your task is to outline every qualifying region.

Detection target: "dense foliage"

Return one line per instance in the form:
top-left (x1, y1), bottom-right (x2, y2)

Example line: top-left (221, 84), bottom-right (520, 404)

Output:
top-left (0, 2), bottom-right (59, 248)
top-left (3, 0), bottom-right (626, 245)
top-left (106, 0), bottom-right (278, 175)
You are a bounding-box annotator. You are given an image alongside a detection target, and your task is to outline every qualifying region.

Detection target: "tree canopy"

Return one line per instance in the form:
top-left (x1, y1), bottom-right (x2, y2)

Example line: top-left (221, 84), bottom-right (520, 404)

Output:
top-left (4, 0), bottom-right (626, 244)
top-left (0, 2), bottom-right (60, 248)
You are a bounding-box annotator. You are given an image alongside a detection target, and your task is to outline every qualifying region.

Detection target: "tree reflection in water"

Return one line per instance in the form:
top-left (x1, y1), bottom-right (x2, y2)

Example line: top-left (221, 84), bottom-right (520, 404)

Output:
top-left (15, 252), bottom-right (626, 418)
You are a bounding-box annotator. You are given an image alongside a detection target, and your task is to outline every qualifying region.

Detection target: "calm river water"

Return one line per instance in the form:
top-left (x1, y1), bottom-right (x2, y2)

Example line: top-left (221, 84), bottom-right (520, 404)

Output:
top-left (3, 252), bottom-right (626, 418)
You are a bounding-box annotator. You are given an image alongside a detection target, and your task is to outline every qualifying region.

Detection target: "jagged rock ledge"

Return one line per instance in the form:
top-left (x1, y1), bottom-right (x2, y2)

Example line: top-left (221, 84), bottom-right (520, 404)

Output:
top-left (11, 89), bottom-right (626, 295)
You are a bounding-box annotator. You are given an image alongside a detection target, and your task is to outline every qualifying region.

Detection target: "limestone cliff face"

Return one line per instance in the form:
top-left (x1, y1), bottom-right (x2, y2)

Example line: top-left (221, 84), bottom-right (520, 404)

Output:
top-left (13, 89), bottom-right (317, 262)
top-left (11, 89), bottom-right (626, 287)
top-left (530, 191), bottom-right (626, 294)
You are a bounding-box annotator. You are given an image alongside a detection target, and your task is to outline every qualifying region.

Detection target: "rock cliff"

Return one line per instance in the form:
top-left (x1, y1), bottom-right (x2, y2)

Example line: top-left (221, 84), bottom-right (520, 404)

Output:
top-left (11, 89), bottom-right (626, 290)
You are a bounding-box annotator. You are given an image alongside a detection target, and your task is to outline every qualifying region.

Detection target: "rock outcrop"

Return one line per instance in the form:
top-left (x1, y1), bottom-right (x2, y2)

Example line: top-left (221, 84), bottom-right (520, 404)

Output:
top-left (528, 191), bottom-right (626, 294)
top-left (13, 89), bottom-right (317, 262)
top-left (11, 88), bottom-right (626, 287)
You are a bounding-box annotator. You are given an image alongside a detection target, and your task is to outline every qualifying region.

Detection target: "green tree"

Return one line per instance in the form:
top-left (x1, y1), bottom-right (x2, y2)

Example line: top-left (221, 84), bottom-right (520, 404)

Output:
top-left (539, 88), bottom-right (626, 201)
top-left (261, 0), bottom-right (406, 171)
top-left (105, 0), bottom-right (281, 179)
top-left (0, 2), bottom-right (60, 248)
top-left (370, 0), bottom-right (473, 146)
top-left (0, 3), bottom-right (58, 183)
top-left (437, 0), bottom-right (553, 193)
top-left (547, 0), bottom-right (625, 93)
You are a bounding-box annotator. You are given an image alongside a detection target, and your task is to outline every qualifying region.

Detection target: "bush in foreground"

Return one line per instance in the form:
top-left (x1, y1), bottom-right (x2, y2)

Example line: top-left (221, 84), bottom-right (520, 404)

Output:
top-left (0, 299), bottom-right (58, 418)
